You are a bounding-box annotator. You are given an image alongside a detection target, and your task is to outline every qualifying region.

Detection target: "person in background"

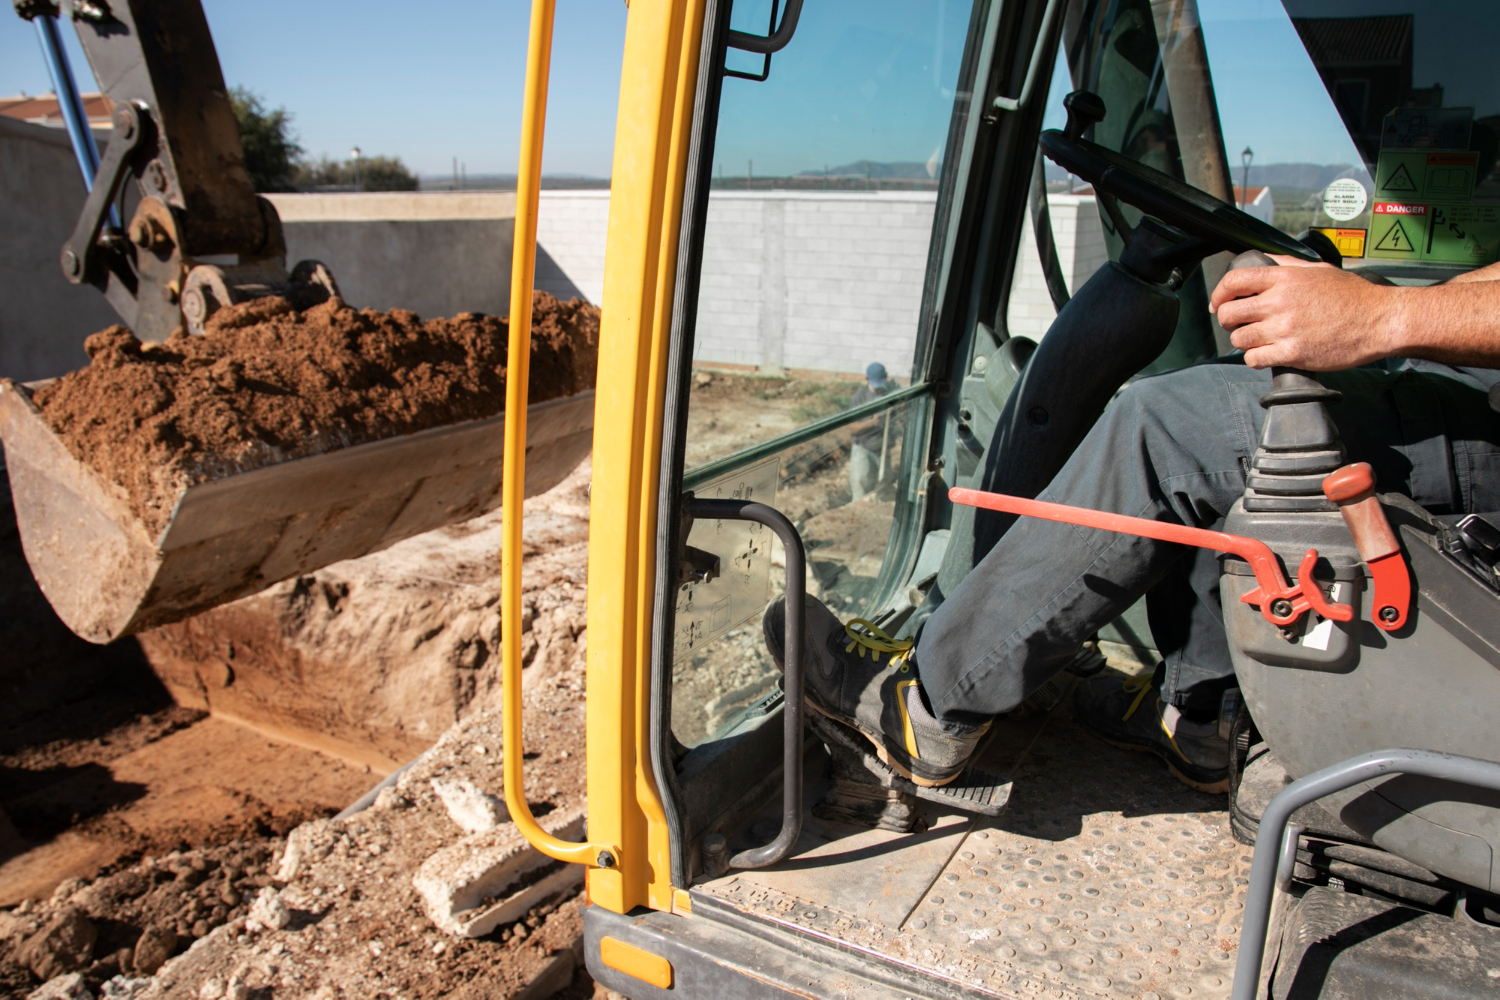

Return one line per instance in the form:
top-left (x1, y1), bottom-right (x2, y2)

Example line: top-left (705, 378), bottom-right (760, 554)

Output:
top-left (847, 362), bottom-right (895, 501)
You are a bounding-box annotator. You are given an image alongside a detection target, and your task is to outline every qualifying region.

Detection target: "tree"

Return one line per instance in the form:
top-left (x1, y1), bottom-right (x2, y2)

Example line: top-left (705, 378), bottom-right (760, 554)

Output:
top-left (292, 154), bottom-right (418, 192)
top-left (230, 87), bottom-right (301, 192)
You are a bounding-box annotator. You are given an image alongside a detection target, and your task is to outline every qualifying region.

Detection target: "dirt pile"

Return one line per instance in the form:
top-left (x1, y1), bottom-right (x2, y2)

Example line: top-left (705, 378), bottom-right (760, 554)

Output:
top-left (31, 292), bottom-right (599, 533)
top-left (135, 461), bottom-right (594, 765)
top-left (0, 838), bottom-right (278, 994)
top-left (0, 674), bottom-right (593, 999)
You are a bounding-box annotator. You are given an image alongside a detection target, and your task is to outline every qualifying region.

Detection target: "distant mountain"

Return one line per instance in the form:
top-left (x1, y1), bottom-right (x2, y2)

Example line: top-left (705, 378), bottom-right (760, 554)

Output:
top-left (1044, 159), bottom-right (1368, 192)
top-left (798, 160), bottom-right (935, 179)
top-left (1245, 163), bottom-right (1368, 190)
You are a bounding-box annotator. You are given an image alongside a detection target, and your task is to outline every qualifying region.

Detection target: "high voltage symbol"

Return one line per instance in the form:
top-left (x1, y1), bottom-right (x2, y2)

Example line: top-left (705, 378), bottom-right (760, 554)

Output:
top-left (1375, 218), bottom-right (1416, 252)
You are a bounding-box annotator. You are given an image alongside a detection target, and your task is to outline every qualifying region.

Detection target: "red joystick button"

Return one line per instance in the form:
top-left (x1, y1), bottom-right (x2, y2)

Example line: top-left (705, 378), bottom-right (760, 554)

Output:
top-left (1322, 462), bottom-right (1376, 504)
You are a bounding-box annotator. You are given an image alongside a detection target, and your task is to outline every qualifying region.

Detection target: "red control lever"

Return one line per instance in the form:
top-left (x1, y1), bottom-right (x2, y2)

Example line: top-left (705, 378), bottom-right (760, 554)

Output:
top-left (1322, 463), bottom-right (1410, 631)
top-left (949, 487), bottom-right (1353, 628)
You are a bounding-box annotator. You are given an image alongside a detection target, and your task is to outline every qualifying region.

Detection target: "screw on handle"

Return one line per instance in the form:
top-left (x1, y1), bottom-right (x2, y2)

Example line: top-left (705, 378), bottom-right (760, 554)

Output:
top-left (1322, 462), bottom-right (1400, 563)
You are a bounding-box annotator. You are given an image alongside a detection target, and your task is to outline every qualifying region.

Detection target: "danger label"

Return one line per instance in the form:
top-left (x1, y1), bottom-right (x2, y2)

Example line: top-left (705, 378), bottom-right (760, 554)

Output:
top-left (1369, 203), bottom-right (1424, 256)
top-left (1367, 201), bottom-right (1500, 265)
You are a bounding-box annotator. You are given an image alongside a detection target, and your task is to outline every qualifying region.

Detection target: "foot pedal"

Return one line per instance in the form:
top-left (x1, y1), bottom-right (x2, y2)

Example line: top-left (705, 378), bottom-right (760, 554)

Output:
top-left (809, 713), bottom-right (1011, 818)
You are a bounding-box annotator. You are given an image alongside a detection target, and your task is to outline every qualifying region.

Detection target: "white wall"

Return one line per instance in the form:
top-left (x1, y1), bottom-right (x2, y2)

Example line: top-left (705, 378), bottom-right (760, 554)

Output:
top-left (1006, 194), bottom-right (1110, 342)
top-left (0, 117), bottom-right (120, 382)
top-left (530, 189), bottom-right (1111, 379)
top-left (3, 162), bottom-right (1110, 386)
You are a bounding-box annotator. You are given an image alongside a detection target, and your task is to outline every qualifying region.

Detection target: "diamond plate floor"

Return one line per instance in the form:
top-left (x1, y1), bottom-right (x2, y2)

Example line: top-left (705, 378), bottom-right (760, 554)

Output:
top-left (699, 674), bottom-right (1255, 999)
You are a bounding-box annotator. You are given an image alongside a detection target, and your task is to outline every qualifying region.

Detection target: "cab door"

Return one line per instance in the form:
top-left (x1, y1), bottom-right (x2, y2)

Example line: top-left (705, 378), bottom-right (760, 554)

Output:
top-left (641, 0), bottom-right (1062, 893)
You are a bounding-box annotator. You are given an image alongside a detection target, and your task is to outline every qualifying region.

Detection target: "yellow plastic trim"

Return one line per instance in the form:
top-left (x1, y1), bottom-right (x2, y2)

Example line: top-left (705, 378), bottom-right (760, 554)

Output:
top-left (501, 0), bottom-right (617, 870)
top-left (584, 0), bottom-right (706, 915)
top-left (601, 937), bottom-right (674, 989)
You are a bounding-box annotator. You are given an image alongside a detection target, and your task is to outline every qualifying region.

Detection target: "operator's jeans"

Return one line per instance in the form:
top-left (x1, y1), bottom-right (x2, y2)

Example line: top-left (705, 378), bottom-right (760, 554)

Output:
top-left (914, 357), bottom-right (1500, 726)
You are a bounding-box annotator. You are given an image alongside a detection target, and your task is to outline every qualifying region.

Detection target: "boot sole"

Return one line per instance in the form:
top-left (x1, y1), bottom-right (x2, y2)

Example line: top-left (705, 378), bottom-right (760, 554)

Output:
top-left (1089, 731), bottom-right (1230, 795)
top-left (805, 698), bottom-right (962, 789)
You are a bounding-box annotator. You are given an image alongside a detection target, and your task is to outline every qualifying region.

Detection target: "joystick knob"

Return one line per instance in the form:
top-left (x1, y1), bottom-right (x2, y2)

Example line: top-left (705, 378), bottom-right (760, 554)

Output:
top-left (1063, 91), bottom-right (1107, 141)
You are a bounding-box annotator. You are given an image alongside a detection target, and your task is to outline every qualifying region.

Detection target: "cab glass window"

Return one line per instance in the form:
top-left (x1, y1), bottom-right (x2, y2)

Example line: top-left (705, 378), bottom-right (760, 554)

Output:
top-left (670, 0), bottom-right (977, 749)
top-left (1015, 0), bottom-right (1500, 362)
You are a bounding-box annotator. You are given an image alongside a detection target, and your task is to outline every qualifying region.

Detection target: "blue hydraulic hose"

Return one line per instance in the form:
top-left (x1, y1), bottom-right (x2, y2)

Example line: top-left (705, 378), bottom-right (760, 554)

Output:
top-left (34, 13), bottom-right (121, 228)
top-left (34, 15), bottom-right (101, 186)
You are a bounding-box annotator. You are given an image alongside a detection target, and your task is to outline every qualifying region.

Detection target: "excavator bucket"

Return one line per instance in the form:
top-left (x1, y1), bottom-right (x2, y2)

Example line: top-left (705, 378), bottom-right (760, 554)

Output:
top-left (0, 379), bottom-right (594, 644)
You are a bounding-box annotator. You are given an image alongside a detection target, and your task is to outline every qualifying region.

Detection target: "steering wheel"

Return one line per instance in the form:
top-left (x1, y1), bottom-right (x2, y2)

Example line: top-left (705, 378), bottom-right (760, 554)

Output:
top-left (1039, 91), bottom-right (1321, 263)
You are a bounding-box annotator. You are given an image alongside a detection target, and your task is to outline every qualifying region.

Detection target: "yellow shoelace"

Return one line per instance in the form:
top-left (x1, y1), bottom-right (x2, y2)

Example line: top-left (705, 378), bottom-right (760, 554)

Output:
top-left (1120, 673), bottom-right (1190, 763)
top-left (843, 618), bottom-right (914, 669)
top-left (1121, 674), bottom-right (1154, 722)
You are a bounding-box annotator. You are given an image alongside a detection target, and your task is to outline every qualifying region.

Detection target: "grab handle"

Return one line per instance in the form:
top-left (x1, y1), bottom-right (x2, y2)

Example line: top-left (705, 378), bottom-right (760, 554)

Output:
top-left (501, 0), bottom-right (616, 870)
top-left (683, 498), bottom-right (807, 869)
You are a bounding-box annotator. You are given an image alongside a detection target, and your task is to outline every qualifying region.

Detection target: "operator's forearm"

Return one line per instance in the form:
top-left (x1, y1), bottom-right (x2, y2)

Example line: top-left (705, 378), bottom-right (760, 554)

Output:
top-left (1442, 259), bottom-right (1500, 284)
top-left (1384, 276), bottom-right (1500, 367)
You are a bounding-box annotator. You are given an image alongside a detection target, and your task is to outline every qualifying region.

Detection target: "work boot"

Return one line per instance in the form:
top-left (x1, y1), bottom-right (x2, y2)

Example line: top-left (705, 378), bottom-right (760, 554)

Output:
top-left (762, 595), bottom-right (987, 787)
top-left (1073, 672), bottom-right (1230, 793)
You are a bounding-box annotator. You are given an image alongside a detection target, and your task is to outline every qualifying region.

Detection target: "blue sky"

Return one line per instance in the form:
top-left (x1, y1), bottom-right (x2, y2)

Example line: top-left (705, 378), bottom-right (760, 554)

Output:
top-left (713, 0), bottom-right (974, 178)
top-left (5, 1), bottom-right (1489, 180)
top-left (0, 1), bottom-right (628, 178)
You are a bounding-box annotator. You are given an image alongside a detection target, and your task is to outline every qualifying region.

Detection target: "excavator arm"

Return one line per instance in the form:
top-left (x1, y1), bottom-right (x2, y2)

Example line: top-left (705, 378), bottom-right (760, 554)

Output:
top-left (13, 0), bottom-right (336, 339)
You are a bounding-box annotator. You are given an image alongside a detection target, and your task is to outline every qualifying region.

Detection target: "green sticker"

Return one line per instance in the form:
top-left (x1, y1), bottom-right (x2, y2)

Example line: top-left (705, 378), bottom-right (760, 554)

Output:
top-left (1368, 202), bottom-right (1425, 258)
top-left (1425, 204), bottom-right (1500, 265)
top-left (1375, 150), bottom-right (1477, 202)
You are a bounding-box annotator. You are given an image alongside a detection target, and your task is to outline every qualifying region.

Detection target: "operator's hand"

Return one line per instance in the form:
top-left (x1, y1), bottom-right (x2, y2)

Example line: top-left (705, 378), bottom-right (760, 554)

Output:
top-left (1209, 257), bottom-right (1397, 370)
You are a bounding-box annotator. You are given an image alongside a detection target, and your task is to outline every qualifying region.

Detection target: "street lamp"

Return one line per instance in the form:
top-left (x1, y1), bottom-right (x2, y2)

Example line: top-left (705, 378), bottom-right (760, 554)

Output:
top-left (1240, 146), bottom-right (1253, 210)
top-left (350, 146), bottom-right (363, 192)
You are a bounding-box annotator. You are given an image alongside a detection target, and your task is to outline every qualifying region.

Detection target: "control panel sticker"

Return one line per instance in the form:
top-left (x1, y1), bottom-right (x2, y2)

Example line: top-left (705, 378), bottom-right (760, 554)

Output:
top-left (1312, 227), bottom-right (1367, 259)
top-left (673, 456), bottom-right (781, 661)
top-left (1375, 150), bottom-right (1477, 203)
top-left (1424, 204), bottom-right (1500, 266)
top-left (1381, 106), bottom-right (1473, 151)
top-left (1368, 202), bottom-right (1424, 258)
top-left (1321, 178), bottom-right (1368, 222)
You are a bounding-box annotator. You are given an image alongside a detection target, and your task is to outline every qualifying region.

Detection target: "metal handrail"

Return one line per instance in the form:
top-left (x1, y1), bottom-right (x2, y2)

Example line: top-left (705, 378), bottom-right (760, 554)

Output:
top-left (1231, 748), bottom-right (1500, 1000)
top-left (683, 498), bottom-right (807, 869)
top-left (501, 0), bottom-right (616, 870)
top-left (683, 380), bottom-right (929, 491)
top-left (991, 0), bottom-right (1065, 112)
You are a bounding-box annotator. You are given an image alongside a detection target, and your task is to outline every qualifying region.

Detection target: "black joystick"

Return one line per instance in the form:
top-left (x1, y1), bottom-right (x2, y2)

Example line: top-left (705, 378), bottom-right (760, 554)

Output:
top-left (1227, 252), bottom-right (1346, 512)
top-left (1063, 91), bottom-right (1106, 141)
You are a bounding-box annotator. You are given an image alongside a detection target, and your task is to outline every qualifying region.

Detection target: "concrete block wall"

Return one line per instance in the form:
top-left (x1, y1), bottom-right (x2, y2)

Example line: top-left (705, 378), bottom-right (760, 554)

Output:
top-left (3, 148), bottom-right (1107, 387)
top-left (0, 117), bottom-right (120, 382)
top-left (268, 192), bottom-right (519, 321)
top-left (535, 191), bottom-right (611, 304)
top-left (693, 192), bottom-right (937, 380)
top-left (529, 190), bottom-right (1109, 379)
top-left (1005, 194), bottom-right (1109, 343)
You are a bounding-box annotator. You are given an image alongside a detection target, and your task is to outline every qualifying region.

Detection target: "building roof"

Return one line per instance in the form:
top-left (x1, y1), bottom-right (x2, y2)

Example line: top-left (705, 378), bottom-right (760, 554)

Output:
top-left (0, 92), bottom-right (115, 129)
top-left (1232, 185), bottom-right (1270, 204)
top-left (1291, 15), bottom-right (1413, 68)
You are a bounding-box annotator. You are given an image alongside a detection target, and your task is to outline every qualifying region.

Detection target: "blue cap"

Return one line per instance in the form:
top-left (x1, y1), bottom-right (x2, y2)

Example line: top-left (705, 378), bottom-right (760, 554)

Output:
top-left (865, 362), bottom-right (888, 387)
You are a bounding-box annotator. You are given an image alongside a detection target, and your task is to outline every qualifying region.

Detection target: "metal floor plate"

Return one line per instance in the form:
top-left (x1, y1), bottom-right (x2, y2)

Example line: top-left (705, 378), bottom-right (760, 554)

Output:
top-left (699, 675), bottom-right (1255, 999)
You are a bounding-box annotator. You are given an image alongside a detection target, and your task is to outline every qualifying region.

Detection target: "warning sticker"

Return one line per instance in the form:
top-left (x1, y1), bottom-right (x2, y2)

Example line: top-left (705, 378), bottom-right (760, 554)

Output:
top-left (1376, 150), bottom-right (1477, 202)
top-left (1321, 178), bottom-right (1368, 222)
top-left (1368, 202), bottom-right (1425, 258)
top-left (1381, 107), bottom-right (1473, 150)
top-left (1312, 227), bottom-right (1367, 259)
top-left (1424, 204), bottom-right (1500, 265)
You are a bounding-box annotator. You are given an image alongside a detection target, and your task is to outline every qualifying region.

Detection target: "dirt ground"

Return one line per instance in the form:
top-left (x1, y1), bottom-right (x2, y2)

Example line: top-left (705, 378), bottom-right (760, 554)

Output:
top-left (2, 367), bottom-right (899, 998)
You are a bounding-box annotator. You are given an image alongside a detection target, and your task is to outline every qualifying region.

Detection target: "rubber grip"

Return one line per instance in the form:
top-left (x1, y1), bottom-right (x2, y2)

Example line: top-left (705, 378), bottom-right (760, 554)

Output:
top-left (1322, 463), bottom-right (1400, 562)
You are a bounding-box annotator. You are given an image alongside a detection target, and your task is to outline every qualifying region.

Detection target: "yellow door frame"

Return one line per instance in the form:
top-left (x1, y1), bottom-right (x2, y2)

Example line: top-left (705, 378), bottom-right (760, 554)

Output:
top-left (583, 0), bottom-right (707, 915)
